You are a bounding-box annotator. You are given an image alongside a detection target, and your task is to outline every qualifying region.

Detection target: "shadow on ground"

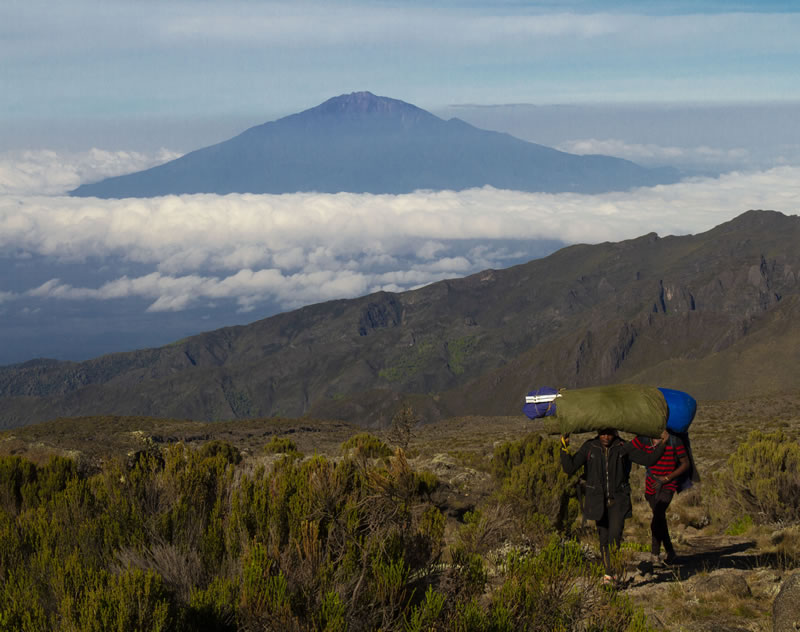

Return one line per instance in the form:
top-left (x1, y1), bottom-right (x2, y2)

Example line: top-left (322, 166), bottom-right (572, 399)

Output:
top-left (629, 536), bottom-right (782, 588)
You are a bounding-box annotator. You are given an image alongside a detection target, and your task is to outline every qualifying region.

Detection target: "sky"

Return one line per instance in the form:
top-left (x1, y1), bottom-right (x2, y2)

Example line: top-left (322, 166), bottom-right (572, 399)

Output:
top-left (2, 1), bottom-right (800, 365)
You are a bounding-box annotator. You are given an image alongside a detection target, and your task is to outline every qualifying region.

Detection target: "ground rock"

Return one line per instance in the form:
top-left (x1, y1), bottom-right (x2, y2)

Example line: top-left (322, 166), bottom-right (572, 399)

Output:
top-left (773, 571), bottom-right (800, 632)
top-left (694, 572), bottom-right (751, 598)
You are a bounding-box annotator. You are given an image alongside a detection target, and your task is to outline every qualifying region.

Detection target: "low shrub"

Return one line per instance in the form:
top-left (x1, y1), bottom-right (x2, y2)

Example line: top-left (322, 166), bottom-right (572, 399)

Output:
top-left (725, 514), bottom-right (754, 536)
top-left (341, 432), bottom-right (393, 459)
top-left (490, 537), bottom-right (654, 631)
top-left (413, 537), bottom-right (655, 631)
top-left (491, 433), bottom-right (577, 532)
top-left (717, 430), bottom-right (800, 524)
top-left (198, 441), bottom-right (242, 465)
top-left (263, 436), bottom-right (299, 455)
top-left (0, 444), bottom-right (658, 631)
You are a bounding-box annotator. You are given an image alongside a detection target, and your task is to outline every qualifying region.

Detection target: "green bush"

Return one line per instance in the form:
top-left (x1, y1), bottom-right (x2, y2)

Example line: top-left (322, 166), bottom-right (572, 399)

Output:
top-left (0, 456), bottom-right (37, 515)
top-left (718, 430), bottom-right (800, 524)
top-left (447, 545), bottom-right (489, 599)
top-left (486, 538), bottom-right (653, 632)
top-left (229, 450), bottom-right (445, 629)
top-left (0, 444), bottom-right (659, 631)
top-left (198, 440), bottom-right (242, 465)
top-left (412, 537), bottom-right (654, 632)
top-left (186, 576), bottom-right (239, 631)
top-left (0, 568), bottom-right (48, 631)
top-left (491, 433), bottom-right (577, 532)
top-left (725, 514), bottom-right (754, 536)
top-left (263, 436), bottom-right (299, 455)
top-left (61, 567), bottom-right (175, 632)
top-left (404, 586), bottom-right (447, 632)
top-left (341, 432), bottom-right (394, 458)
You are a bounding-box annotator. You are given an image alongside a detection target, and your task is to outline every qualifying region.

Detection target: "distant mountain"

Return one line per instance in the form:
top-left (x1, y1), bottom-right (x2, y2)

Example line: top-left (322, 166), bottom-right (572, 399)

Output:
top-left (70, 91), bottom-right (680, 198)
top-left (1, 210), bottom-right (798, 430)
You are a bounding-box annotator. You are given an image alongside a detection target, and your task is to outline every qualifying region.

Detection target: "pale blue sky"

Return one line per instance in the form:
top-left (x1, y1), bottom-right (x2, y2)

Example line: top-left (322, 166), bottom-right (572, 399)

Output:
top-left (2, 0), bottom-right (800, 150)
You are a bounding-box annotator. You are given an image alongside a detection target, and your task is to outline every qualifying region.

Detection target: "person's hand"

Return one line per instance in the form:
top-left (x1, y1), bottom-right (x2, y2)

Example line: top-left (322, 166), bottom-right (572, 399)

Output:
top-left (560, 435), bottom-right (570, 449)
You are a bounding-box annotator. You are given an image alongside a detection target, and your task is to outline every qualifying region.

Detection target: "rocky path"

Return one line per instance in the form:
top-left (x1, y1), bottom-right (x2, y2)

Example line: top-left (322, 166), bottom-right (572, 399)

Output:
top-left (624, 536), bottom-right (788, 631)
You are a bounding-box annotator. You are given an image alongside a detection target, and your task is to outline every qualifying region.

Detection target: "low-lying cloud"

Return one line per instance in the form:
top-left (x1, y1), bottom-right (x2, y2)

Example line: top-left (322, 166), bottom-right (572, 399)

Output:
top-left (0, 148), bottom-right (180, 196)
top-left (2, 166), bottom-right (799, 318)
top-left (1, 146), bottom-right (799, 364)
top-left (556, 138), bottom-right (754, 172)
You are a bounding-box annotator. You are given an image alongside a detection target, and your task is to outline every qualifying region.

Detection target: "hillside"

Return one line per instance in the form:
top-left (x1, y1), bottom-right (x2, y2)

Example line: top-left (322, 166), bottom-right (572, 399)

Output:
top-left (0, 209), bottom-right (798, 429)
top-left (69, 91), bottom-right (679, 198)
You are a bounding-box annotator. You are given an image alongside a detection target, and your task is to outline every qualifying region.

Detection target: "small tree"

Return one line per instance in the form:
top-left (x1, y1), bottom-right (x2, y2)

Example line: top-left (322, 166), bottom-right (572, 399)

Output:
top-left (388, 402), bottom-right (420, 451)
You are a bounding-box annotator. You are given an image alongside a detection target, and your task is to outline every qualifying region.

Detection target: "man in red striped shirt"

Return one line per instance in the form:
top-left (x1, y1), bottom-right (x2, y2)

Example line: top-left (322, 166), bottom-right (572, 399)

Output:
top-left (632, 433), bottom-right (690, 565)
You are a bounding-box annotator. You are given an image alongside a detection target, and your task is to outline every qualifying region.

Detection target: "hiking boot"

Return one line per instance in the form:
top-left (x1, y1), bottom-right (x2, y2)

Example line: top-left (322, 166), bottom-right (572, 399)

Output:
top-left (664, 551), bottom-right (678, 565)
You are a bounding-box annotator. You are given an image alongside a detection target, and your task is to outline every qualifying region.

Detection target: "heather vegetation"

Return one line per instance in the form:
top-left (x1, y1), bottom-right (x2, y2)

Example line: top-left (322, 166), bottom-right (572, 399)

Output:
top-left (716, 430), bottom-right (800, 525)
top-left (2, 398), bottom-right (800, 631)
top-left (1, 434), bottom-right (653, 631)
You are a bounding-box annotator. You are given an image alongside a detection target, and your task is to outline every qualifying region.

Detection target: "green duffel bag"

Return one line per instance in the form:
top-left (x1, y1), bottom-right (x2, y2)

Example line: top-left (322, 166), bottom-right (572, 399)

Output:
top-left (542, 384), bottom-right (667, 437)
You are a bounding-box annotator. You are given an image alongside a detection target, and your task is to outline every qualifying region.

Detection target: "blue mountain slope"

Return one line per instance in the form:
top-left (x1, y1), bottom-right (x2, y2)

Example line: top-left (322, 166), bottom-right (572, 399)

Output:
top-left (70, 92), bottom-right (680, 198)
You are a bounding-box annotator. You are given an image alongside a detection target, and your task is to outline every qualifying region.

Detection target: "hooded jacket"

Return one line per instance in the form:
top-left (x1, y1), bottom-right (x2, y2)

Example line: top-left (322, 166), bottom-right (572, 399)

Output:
top-left (560, 435), bottom-right (666, 521)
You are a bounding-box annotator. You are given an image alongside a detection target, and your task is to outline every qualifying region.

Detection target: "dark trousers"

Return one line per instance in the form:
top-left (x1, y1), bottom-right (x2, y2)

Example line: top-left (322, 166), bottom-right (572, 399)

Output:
top-left (647, 488), bottom-right (675, 557)
top-left (596, 501), bottom-right (627, 575)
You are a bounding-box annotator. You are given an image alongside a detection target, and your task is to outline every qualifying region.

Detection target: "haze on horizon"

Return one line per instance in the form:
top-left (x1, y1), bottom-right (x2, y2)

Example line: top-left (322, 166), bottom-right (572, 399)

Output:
top-left (1, 1), bottom-right (800, 366)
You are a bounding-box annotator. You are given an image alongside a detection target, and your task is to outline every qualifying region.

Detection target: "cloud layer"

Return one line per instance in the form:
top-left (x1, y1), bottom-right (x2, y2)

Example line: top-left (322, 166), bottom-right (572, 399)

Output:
top-left (0, 149), bottom-right (181, 196)
top-left (1, 148), bottom-right (799, 317)
top-left (556, 139), bottom-right (752, 171)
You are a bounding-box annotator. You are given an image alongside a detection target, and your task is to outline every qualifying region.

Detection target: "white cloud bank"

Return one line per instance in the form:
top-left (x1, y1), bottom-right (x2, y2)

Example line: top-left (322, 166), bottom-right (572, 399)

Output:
top-left (0, 149), bottom-right (181, 196)
top-left (556, 139), bottom-right (754, 171)
top-left (1, 149), bottom-right (798, 315)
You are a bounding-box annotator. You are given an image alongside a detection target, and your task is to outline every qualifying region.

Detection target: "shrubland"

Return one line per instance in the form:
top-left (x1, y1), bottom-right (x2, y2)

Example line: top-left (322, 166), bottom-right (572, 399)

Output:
top-left (2, 398), bottom-right (800, 631)
top-left (0, 431), bottom-right (653, 632)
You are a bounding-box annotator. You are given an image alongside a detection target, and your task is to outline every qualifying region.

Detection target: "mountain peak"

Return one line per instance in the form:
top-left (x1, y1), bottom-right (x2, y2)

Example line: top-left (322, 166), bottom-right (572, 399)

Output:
top-left (305, 91), bottom-right (432, 121)
top-left (69, 92), bottom-right (681, 198)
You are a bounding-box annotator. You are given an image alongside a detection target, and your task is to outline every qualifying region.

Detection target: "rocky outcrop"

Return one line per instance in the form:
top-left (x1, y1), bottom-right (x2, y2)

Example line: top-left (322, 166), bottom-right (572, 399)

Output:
top-left (773, 571), bottom-right (800, 632)
top-left (358, 294), bottom-right (403, 336)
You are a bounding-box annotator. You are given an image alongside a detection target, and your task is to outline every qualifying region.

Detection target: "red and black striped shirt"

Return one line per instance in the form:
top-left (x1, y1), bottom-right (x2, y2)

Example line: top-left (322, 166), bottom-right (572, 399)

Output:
top-left (632, 434), bottom-right (687, 495)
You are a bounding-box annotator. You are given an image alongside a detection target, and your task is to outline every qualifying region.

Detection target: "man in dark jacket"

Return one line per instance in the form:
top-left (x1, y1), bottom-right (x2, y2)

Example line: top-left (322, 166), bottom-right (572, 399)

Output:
top-left (560, 428), bottom-right (668, 583)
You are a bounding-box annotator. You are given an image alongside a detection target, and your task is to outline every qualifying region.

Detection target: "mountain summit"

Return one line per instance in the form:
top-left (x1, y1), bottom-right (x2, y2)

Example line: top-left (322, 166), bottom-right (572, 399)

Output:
top-left (70, 92), bottom-right (680, 198)
top-left (304, 91), bottom-right (431, 121)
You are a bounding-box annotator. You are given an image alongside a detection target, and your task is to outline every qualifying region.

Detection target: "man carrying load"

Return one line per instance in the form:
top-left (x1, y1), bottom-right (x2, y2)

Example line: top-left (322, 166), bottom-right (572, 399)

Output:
top-left (631, 432), bottom-right (688, 566)
top-left (560, 427), bottom-right (669, 585)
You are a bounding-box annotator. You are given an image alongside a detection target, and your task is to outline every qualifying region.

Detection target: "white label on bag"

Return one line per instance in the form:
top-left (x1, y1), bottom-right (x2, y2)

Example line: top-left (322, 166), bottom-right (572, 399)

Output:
top-left (525, 393), bottom-right (561, 404)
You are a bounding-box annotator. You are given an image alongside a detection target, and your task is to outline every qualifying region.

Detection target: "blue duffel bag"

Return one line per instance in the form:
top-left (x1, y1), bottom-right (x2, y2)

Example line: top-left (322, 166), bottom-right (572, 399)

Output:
top-left (658, 387), bottom-right (697, 433)
top-left (523, 386), bottom-right (559, 419)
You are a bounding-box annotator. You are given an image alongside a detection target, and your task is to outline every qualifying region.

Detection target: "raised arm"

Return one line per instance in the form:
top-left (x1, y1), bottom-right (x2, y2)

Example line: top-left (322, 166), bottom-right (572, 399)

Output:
top-left (625, 430), bottom-right (667, 466)
top-left (560, 437), bottom-right (590, 475)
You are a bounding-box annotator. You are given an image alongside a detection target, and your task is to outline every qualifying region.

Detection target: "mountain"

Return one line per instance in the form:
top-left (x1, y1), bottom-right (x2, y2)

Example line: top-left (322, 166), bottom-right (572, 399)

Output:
top-left (1, 210), bottom-right (798, 430)
top-left (70, 92), bottom-right (680, 198)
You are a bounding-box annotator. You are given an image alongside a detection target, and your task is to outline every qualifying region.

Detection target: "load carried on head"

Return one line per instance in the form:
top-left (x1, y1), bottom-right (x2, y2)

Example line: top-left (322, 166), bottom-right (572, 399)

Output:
top-left (523, 384), bottom-right (697, 437)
